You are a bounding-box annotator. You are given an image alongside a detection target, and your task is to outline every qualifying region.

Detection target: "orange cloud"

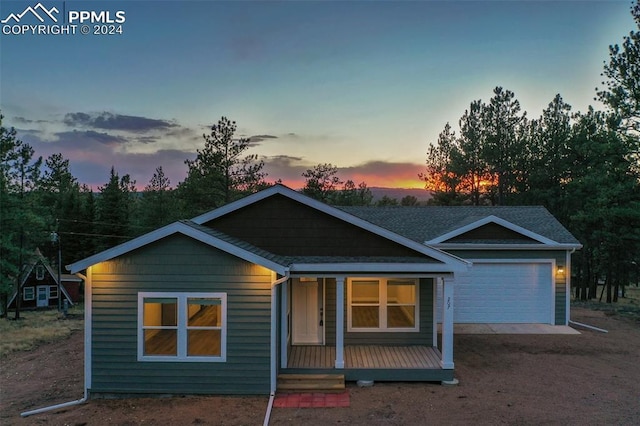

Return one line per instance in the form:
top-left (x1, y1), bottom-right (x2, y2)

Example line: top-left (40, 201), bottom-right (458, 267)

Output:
top-left (268, 159), bottom-right (426, 189)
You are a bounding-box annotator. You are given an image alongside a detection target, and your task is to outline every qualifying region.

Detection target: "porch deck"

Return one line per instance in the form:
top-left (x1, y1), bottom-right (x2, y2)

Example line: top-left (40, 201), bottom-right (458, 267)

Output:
top-left (288, 345), bottom-right (442, 369)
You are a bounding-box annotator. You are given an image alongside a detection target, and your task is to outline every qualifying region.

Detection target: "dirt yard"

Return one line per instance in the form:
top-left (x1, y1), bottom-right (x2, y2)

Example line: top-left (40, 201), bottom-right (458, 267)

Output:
top-left (1, 306), bottom-right (639, 425)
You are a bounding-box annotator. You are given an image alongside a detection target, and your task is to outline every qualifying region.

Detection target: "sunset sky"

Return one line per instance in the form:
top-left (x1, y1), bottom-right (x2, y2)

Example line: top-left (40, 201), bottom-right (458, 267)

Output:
top-left (0, 0), bottom-right (633, 190)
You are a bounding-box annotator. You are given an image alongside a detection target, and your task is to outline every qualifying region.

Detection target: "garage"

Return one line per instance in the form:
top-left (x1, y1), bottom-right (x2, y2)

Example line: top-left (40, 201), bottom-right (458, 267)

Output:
top-left (439, 262), bottom-right (554, 324)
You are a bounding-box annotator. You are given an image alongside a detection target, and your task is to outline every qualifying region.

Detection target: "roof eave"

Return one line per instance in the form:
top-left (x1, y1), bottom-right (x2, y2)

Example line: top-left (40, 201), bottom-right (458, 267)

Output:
top-left (289, 262), bottom-right (469, 273)
top-left (431, 243), bottom-right (583, 250)
top-left (67, 221), bottom-right (288, 275)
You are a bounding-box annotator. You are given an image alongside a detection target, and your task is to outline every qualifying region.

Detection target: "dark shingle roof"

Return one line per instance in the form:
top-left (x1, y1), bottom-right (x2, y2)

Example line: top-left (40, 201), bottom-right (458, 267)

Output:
top-left (339, 206), bottom-right (580, 245)
top-left (182, 222), bottom-right (442, 265)
top-left (279, 255), bottom-right (441, 264)
top-left (182, 220), bottom-right (291, 265)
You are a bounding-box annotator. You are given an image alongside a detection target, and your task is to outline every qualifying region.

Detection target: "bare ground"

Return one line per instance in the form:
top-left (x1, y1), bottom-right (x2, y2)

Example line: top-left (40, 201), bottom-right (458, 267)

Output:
top-left (1, 307), bottom-right (639, 425)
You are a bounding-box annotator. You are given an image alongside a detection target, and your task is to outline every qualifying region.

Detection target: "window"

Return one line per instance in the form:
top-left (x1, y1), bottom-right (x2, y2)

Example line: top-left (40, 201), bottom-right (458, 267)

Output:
top-left (35, 265), bottom-right (45, 280)
top-left (348, 278), bottom-right (418, 332)
top-left (138, 292), bottom-right (226, 362)
top-left (23, 287), bottom-right (35, 301)
top-left (49, 285), bottom-right (58, 299)
top-left (351, 280), bottom-right (380, 328)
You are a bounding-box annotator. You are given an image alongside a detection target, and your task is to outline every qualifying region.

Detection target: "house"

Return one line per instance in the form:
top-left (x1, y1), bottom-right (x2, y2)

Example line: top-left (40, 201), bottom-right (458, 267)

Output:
top-left (67, 185), bottom-right (580, 397)
top-left (8, 248), bottom-right (78, 310)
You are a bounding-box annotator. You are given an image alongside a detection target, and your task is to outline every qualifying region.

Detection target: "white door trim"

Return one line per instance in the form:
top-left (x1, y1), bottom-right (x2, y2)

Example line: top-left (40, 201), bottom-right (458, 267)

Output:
top-left (292, 278), bottom-right (324, 345)
top-left (36, 285), bottom-right (48, 307)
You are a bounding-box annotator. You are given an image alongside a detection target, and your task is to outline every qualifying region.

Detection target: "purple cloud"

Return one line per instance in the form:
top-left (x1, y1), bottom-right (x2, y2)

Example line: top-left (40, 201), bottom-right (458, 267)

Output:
top-left (63, 112), bottom-right (177, 133)
top-left (248, 134), bottom-right (278, 143)
top-left (56, 130), bottom-right (128, 146)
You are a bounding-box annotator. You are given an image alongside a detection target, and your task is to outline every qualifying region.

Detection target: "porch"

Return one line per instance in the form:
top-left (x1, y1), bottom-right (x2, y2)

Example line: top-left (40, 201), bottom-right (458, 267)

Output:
top-left (277, 275), bottom-right (456, 384)
top-left (288, 345), bottom-right (442, 369)
top-left (283, 344), bottom-right (453, 382)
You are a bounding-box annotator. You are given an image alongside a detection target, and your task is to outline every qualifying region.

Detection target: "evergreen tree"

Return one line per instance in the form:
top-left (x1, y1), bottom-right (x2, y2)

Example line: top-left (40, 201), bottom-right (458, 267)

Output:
top-left (140, 166), bottom-right (177, 229)
top-left (420, 123), bottom-right (465, 205)
top-left (597, 1), bottom-right (640, 135)
top-left (400, 195), bottom-right (419, 206)
top-left (95, 167), bottom-right (137, 251)
top-left (481, 87), bottom-right (527, 205)
top-left (521, 94), bottom-right (573, 219)
top-left (38, 153), bottom-right (84, 266)
top-left (0, 113), bottom-right (45, 317)
top-left (451, 100), bottom-right (493, 205)
top-left (376, 195), bottom-right (399, 206)
top-left (301, 163), bottom-right (343, 203)
top-left (567, 108), bottom-right (640, 301)
top-left (179, 117), bottom-right (268, 216)
top-left (332, 180), bottom-right (373, 206)
top-left (73, 185), bottom-right (97, 262)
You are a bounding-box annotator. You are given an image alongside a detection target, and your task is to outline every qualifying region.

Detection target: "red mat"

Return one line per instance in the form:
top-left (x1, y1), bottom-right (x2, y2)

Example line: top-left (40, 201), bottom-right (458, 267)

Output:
top-left (273, 390), bottom-right (350, 408)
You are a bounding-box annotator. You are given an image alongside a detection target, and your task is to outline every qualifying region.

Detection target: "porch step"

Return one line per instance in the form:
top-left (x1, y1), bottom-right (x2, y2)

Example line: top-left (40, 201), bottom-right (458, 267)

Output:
top-left (277, 374), bottom-right (345, 393)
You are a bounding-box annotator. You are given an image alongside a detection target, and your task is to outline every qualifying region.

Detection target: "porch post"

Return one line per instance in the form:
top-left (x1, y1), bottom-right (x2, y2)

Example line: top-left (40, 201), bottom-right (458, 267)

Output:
top-left (280, 278), bottom-right (288, 369)
top-left (335, 276), bottom-right (345, 369)
top-left (565, 251), bottom-right (572, 326)
top-left (441, 275), bottom-right (454, 369)
top-left (432, 278), bottom-right (438, 348)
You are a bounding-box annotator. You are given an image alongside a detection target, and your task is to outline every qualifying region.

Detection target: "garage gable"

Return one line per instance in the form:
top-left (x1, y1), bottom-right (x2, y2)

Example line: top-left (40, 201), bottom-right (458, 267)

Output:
top-left (428, 215), bottom-right (557, 245)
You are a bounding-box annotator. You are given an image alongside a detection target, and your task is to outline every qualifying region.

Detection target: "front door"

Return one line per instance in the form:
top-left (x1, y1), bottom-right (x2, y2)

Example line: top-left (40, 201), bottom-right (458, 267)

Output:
top-left (292, 278), bottom-right (323, 345)
top-left (36, 286), bottom-right (48, 307)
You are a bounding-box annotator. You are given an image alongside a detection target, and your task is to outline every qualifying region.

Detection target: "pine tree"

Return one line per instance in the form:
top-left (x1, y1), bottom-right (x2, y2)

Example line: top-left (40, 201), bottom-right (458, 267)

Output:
top-left (0, 113), bottom-right (45, 318)
top-left (95, 167), bottom-right (137, 251)
top-left (179, 117), bottom-right (268, 216)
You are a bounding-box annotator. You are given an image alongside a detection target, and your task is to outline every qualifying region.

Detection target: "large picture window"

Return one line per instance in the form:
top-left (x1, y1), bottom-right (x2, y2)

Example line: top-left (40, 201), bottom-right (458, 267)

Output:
top-left (348, 278), bottom-right (418, 332)
top-left (138, 292), bottom-right (226, 362)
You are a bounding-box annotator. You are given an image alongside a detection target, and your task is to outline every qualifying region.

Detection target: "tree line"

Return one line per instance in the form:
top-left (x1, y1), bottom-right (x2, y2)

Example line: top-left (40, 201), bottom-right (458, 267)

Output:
top-left (2, 2), bottom-right (639, 316)
top-left (0, 114), bottom-right (397, 317)
top-left (421, 3), bottom-right (640, 302)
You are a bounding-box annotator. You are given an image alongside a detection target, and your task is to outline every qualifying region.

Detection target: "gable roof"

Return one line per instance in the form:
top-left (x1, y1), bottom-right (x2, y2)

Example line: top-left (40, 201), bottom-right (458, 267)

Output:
top-left (427, 215), bottom-right (557, 244)
top-left (8, 248), bottom-right (75, 307)
top-left (68, 220), bottom-right (290, 275)
top-left (68, 186), bottom-right (470, 275)
top-left (192, 184), bottom-right (469, 268)
top-left (341, 205), bottom-right (581, 249)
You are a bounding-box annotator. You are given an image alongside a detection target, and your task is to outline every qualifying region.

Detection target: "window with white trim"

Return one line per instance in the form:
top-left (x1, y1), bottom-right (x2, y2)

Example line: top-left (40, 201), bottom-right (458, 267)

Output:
top-left (23, 287), bottom-right (35, 301)
top-left (35, 265), bottom-right (45, 280)
top-left (348, 278), bottom-right (418, 332)
top-left (49, 285), bottom-right (59, 299)
top-left (138, 292), bottom-right (226, 362)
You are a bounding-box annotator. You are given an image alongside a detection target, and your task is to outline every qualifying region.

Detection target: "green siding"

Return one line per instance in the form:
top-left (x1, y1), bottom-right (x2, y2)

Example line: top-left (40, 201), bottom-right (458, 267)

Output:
top-left (324, 278), bottom-right (434, 346)
top-left (89, 234), bottom-right (273, 396)
top-left (445, 249), bottom-right (568, 325)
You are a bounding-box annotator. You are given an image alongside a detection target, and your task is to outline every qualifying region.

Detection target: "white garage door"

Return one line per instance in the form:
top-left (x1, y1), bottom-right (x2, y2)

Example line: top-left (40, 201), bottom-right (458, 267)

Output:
top-left (439, 262), bottom-right (553, 324)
